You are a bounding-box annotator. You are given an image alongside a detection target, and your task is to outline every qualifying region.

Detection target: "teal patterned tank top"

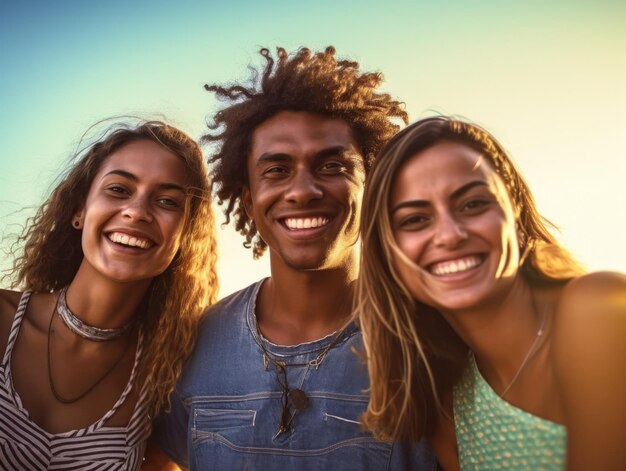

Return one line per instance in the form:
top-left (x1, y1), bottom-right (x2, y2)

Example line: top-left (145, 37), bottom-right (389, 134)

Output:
top-left (453, 354), bottom-right (566, 470)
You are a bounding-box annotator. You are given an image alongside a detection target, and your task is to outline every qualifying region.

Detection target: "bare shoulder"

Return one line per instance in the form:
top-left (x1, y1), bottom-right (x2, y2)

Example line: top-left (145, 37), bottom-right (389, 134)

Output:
top-left (555, 271), bottom-right (625, 324)
top-left (550, 272), bottom-right (626, 469)
top-left (0, 289), bottom-right (22, 321)
top-left (551, 271), bottom-right (625, 360)
top-left (561, 270), bottom-right (626, 299)
top-left (0, 289), bottom-right (23, 357)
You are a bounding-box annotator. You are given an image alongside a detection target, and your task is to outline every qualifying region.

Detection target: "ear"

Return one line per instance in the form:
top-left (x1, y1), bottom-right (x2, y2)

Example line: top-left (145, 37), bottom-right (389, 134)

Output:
top-left (242, 186), bottom-right (254, 220)
top-left (72, 209), bottom-right (85, 230)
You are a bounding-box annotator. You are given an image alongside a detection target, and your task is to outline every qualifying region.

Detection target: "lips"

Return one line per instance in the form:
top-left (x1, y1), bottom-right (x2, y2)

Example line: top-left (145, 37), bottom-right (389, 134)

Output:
top-left (428, 255), bottom-right (483, 276)
top-left (107, 231), bottom-right (154, 249)
top-left (282, 216), bottom-right (330, 230)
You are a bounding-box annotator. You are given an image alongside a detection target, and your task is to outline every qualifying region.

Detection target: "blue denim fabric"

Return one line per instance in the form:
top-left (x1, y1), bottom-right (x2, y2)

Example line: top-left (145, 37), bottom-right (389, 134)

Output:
top-left (154, 280), bottom-right (436, 470)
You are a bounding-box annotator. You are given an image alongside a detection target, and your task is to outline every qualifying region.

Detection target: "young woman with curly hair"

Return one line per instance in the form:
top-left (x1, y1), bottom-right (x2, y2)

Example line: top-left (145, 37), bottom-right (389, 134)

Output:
top-left (0, 120), bottom-right (218, 470)
top-left (357, 116), bottom-right (625, 470)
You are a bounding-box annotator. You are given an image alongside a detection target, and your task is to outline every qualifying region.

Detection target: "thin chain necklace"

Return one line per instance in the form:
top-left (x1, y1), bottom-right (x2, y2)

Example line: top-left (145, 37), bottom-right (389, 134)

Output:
top-left (47, 291), bottom-right (134, 404)
top-left (257, 325), bottom-right (346, 370)
top-left (499, 302), bottom-right (549, 398)
top-left (255, 317), bottom-right (349, 436)
top-left (57, 287), bottom-right (134, 341)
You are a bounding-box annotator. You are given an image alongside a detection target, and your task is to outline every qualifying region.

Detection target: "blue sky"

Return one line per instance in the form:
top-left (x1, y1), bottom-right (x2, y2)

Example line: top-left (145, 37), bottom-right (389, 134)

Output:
top-left (1, 0), bottom-right (625, 296)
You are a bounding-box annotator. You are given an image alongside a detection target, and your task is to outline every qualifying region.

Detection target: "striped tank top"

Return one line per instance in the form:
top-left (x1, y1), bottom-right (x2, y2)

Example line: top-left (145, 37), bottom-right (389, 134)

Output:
top-left (0, 292), bottom-right (150, 470)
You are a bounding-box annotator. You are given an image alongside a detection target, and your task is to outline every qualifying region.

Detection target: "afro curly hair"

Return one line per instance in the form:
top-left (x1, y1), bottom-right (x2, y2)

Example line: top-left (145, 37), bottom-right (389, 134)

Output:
top-left (203, 46), bottom-right (408, 258)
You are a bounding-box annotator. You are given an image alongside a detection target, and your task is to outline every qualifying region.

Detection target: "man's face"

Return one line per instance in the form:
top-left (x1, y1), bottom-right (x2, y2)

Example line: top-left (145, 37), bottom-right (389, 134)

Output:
top-left (243, 111), bottom-right (365, 272)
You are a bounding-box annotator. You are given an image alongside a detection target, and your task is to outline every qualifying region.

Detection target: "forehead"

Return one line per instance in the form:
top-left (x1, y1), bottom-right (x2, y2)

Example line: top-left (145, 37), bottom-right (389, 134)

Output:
top-left (94, 140), bottom-right (189, 186)
top-left (249, 111), bottom-right (360, 162)
top-left (392, 140), bottom-right (504, 202)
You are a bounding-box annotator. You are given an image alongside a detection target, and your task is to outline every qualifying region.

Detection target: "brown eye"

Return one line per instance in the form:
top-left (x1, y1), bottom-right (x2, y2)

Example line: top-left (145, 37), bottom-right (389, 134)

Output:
top-left (462, 199), bottom-right (489, 212)
top-left (157, 197), bottom-right (181, 209)
top-left (319, 162), bottom-right (346, 174)
top-left (263, 166), bottom-right (289, 177)
top-left (105, 185), bottom-right (129, 196)
top-left (398, 213), bottom-right (430, 230)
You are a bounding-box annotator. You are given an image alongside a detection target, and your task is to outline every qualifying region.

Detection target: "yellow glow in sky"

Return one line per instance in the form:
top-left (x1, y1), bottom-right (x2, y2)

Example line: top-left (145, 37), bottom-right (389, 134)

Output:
top-left (1, 1), bottom-right (624, 297)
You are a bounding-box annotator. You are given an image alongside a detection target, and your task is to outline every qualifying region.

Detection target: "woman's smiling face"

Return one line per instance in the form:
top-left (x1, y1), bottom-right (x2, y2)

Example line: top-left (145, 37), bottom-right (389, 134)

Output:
top-left (76, 139), bottom-right (190, 285)
top-left (390, 140), bottom-right (521, 312)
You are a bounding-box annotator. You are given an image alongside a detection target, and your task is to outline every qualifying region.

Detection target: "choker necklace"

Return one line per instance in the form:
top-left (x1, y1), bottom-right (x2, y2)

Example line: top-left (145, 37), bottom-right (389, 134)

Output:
top-left (57, 287), bottom-right (134, 341)
top-left (255, 319), bottom-right (348, 437)
top-left (48, 292), bottom-right (134, 404)
top-left (499, 302), bottom-right (549, 398)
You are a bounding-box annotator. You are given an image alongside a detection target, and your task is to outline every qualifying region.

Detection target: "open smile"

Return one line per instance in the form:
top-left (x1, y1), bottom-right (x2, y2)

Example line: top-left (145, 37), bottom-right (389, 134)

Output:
top-left (282, 216), bottom-right (331, 231)
top-left (427, 255), bottom-right (484, 276)
top-left (106, 231), bottom-right (154, 249)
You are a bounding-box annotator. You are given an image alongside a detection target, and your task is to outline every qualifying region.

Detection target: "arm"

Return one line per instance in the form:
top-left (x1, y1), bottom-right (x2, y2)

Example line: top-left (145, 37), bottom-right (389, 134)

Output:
top-left (552, 272), bottom-right (626, 471)
top-left (0, 289), bottom-right (21, 358)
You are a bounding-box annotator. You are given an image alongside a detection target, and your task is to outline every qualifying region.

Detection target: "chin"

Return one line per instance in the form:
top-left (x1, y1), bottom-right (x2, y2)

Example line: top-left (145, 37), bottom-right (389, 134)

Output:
top-left (285, 258), bottom-right (327, 272)
top-left (411, 283), bottom-right (493, 313)
top-left (101, 268), bottom-right (156, 285)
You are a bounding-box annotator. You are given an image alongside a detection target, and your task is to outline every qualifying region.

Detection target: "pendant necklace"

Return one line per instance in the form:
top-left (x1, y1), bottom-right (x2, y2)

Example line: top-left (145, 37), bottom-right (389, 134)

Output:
top-left (255, 319), bottom-right (348, 437)
top-left (499, 302), bottom-right (549, 399)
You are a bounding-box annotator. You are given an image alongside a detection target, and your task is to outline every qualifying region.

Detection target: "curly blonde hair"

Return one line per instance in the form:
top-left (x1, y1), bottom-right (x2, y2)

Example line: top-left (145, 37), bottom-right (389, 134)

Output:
top-left (357, 116), bottom-right (584, 442)
top-left (9, 120), bottom-right (218, 420)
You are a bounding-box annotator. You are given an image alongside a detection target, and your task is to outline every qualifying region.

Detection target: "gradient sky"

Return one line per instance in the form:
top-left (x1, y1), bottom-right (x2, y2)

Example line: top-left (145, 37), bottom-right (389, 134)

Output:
top-left (1, 0), bottom-right (625, 297)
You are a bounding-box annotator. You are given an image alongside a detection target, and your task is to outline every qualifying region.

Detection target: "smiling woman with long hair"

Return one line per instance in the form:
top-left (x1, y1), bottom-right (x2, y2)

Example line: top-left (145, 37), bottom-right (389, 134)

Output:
top-left (356, 116), bottom-right (625, 470)
top-left (0, 120), bottom-right (218, 469)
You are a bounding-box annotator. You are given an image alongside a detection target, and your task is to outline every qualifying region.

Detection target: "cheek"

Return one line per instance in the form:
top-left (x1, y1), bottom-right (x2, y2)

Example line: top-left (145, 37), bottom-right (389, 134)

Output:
top-left (80, 204), bottom-right (105, 244)
top-left (347, 182), bottom-right (364, 206)
top-left (392, 232), bottom-right (419, 272)
top-left (489, 216), bottom-right (517, 248)
top-left (468, 210), bottom-right (511, 240)
top-left (394, 232), bottom-right (423, 260)
top-left (391, 251), bottom-right (426, 302)
top-left (390, 233), bottom-right (432, 300)
top-left (162, 215), bottom-right (187, 252)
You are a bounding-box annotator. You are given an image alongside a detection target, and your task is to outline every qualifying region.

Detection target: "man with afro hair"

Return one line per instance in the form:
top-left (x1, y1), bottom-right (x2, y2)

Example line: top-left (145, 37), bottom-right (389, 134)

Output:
top-left (150, 46), bottom-right (436, 470)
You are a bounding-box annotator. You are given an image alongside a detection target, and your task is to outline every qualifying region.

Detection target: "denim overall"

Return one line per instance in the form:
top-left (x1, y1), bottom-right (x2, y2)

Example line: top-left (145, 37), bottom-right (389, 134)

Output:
top-left (155, 280), bottom-right (436, 470)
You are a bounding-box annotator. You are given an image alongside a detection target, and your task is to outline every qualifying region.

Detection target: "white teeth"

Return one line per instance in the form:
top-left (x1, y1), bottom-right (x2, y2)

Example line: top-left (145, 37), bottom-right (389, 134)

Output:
top-left (284, 217), bottom-right (330, 230)
top-left (430, 256), bottom-right (481, 276)
top-left (108, 232), bottom-right (152, 249)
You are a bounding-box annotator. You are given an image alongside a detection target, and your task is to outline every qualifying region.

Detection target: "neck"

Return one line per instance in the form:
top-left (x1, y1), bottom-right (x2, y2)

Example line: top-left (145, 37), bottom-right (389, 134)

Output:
top-left (257, 262), bottom-right (356, 345)
top-left (66, 267), bottom-right (151, 330)
top-left (440, 277), bottom-right (549, 390)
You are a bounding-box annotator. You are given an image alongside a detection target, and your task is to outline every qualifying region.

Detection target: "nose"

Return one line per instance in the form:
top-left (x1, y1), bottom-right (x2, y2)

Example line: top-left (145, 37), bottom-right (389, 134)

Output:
top-left (284, 169), bottom-right (323, 205)
top-left (122, 196), bottom-right (153, 223)
top-left (433, 213), bottom-right (467, 247)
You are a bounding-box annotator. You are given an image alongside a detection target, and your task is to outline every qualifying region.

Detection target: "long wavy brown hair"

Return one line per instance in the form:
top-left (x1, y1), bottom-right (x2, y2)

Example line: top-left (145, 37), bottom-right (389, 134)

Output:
top-left (9, 120), bottom-right (218, 420)
top-left (203, 46), bottom-right (408, 258)
top-left (356, 116), bottom-right (584, 442)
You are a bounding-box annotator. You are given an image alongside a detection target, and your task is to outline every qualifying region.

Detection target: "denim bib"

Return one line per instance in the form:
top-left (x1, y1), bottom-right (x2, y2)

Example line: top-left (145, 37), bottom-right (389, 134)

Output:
top-left (155, 280), bottom-right (436, 470)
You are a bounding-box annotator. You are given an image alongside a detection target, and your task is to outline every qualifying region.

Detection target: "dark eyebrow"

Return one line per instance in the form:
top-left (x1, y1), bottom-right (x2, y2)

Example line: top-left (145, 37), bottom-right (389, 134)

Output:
top-left (255, 146), bottom-right (361, 168)
top-left (315, 145), bottom-right (357, 160)
top-left (255, 153), bottom-right (291, 168)
top-left (102, 170), bottom-right (187, 193)
top-left (450, 180), bottom-right (488, 200)
top-left (391, 180), bottom-right (488, 214)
